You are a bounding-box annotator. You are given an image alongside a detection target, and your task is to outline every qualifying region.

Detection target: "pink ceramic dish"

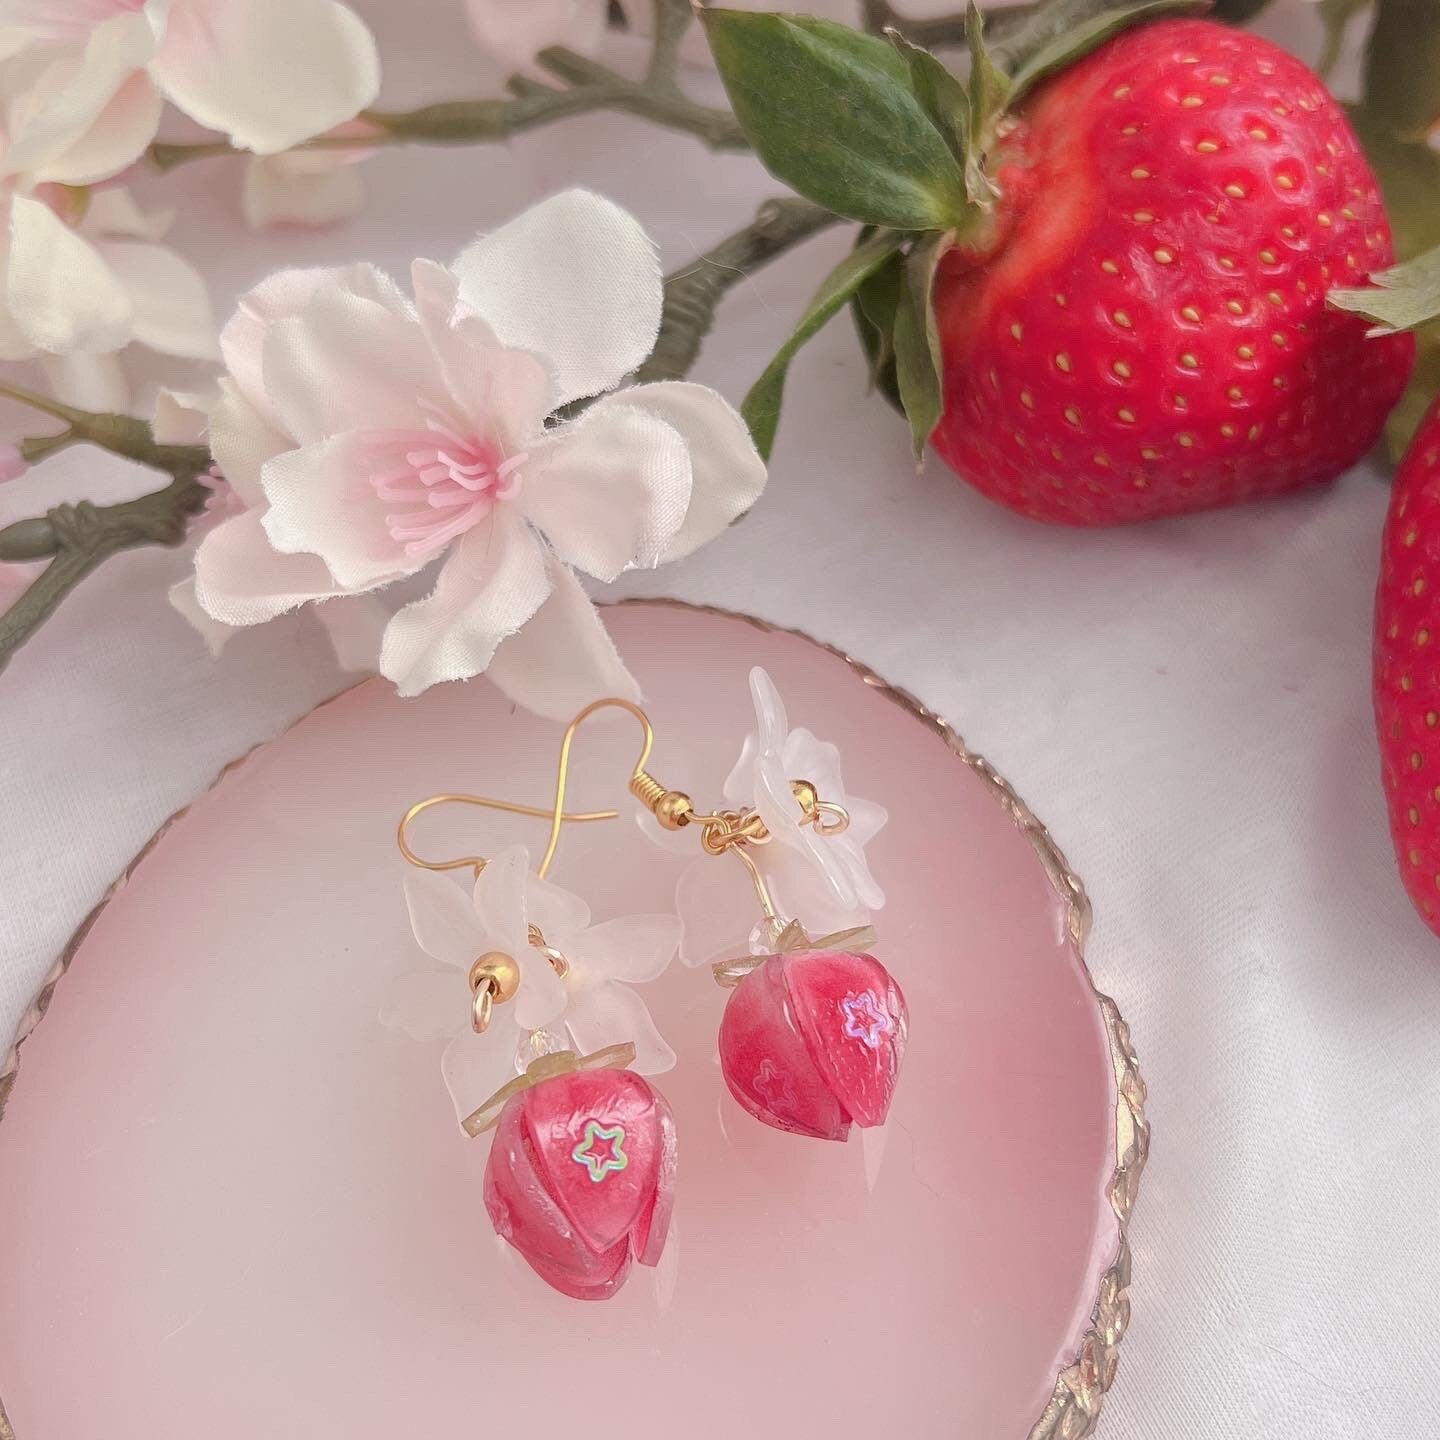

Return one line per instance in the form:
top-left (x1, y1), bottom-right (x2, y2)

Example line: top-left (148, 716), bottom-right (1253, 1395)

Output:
top-left (0, 600), bottom-right (1147, 1440)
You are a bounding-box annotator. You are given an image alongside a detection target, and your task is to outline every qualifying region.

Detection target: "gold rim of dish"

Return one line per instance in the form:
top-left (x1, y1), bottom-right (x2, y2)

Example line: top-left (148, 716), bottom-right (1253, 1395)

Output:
top-left (0, 597), bottom-right (1149, 1440)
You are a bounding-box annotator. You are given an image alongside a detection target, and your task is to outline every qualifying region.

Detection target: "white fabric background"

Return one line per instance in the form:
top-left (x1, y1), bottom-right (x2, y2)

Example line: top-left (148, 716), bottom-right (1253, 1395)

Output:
top-left (2, 2), bottom-right (1436, 1434)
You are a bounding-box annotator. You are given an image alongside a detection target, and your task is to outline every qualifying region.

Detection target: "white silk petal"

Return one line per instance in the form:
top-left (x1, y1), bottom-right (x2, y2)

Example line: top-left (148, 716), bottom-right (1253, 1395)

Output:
top-left (484, 558), bottom-right (639, 721)
top-left (168, 573), bottom-right (241, 657)
top-left (242, 153), bottom-right (365, 231)
top-left (378, 508), bottom-right (552, 698)
top-left (616, 381), bottom-right (768, 561)
top-left (573, 914), bottom-right (680, 984)
top-left (5, 194), bottom-right (132, 354)
top-left (410, 259), bottom-right (553, 446)
top-left (380, 969), bottom-right (472, 1043)
top-left (403, 867), bottom-right (484, 970)
top-left (0, 11), bottom-right (159, 181)
top-left (79, 186), bottom-right (171, 241)
top-left (149, 0), bottom-right (379, 154)
top-left (452, 189), bottom-right (662, 408)
top-left (95, 239), bottom-right (218, 360)
top-left (192, 509), bottom-right (345, 626)
top-left (261, 287), bottom-right (441, 444)
top-left (219, 265), bottom-right (352, 420)
top-left (463, 0), bottom-right (606, 77)
top-left (258, 432), bottom-right (415, 592)
top-left (38, 349), bottom-right (127, 411)
top-left (152, 387), bottom-right (212, 446)
top-left (207, 378), bottom-right (288, 508)
top-left (566, 978), bottom-right (676, 1076)
top-left (523, 399), bottom-right (690, 582)
top-left (35, 69), bottom-right (162, 185)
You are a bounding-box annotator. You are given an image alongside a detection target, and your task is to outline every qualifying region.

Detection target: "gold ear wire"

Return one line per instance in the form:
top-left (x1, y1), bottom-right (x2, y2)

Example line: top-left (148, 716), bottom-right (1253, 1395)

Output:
top-left (396, 791), bottom-right (618, 878)
top-left (537, 698), bottom-right (698, 878)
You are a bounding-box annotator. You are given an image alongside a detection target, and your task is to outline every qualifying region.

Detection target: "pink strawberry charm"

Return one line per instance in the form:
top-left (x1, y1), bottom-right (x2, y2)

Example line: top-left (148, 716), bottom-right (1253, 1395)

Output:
top-left (718, 950), bottom-right (908, 1141)
top-left (483, 1067), bottom-right (676, 1300)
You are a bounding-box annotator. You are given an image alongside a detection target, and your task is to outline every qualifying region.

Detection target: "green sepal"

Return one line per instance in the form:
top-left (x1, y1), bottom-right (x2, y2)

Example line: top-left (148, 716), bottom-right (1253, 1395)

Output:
top-left (889, 32), bottom-right (970, 167)
top-left (1360, 0), bottom-right (1440, 141)
top-left (998, 0), bottom-right (1212, 100)
top-left (1330, 245), bottom-right (1440, 335)
top-left (855, 252), bottom-right (904, 392)
top-left (741, 228), bottom-right (906, 459)
top-left (892, 233), bottom-right (949, 457)
top-left (701, 10), bottom-right (972, 230)
top-left (1316, 0), bottom-right (1371, 80)
top-left (888, 30), bottom-right (996, 207)
top-left (965, 3), bottom-right (1012, 155)
top-left (1346, 119), bottom-right (1440, 456)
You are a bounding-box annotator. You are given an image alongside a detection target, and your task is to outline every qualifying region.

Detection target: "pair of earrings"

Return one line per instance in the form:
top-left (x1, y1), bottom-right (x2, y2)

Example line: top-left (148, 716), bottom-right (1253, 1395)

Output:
top-left (386, 670), bottom-right (909, 1301)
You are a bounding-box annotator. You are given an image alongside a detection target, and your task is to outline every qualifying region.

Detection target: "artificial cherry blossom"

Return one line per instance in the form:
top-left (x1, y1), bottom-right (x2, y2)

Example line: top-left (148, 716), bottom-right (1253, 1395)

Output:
top-left (464, 0), bottom-right (609, 79)
top-left (175, 188), bottom-right (767, 714)
top-left (4, 188), bottom-right (217, 409)
top-left (0, 0), bottom-right (379, 158)
top-left (0, 22), bottom-right (217, 387)
top-left (382, 844), bottom-right (679, 1120)
top-left (241, 121), bottom-right (380, 232)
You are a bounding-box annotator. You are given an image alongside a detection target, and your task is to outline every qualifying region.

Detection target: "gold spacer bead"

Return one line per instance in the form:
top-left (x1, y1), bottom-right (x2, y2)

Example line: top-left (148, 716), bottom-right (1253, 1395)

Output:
top-left (653, 790), bottom-right (695, 830)
top-left (470, 950), bottom-right (522, 1005)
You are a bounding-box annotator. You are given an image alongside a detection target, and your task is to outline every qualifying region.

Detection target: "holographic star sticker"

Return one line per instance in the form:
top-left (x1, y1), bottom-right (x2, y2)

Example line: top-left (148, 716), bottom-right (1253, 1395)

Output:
top-left (571, 1120), bottom-right (629, 1183)
top-left (753, 1056), bottom-right (797, 1114)
top-left (840, 990), bottom-right (893, 1050)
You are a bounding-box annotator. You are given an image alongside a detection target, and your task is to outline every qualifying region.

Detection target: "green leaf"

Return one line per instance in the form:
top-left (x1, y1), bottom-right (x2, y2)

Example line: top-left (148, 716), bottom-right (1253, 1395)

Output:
top-left (855, 250), bottom-right (904, 389)
top-left (1360, 0), bottom-right (1440, 140)
top-left (1330, 245), bottom-right (1440, 334)
top-left (1348, 119), bottom-right (1440, 460)
top-left (999, 0), bottom-right (1211, 100)
top-left (892, 234), bottom-right (948, 456)
top-left (1386, 326), bottom-right (1440, 459)
top-left (701, 10), bottom-right (971, 230)
top-left (965, 3), bottom-right (1011, 148)
top-left (1317, 0), bottom-right (1371, 80)
top-left (742, 228), bottom-right (905, 459)
top-left (889, 32), bottom-right (970, 167)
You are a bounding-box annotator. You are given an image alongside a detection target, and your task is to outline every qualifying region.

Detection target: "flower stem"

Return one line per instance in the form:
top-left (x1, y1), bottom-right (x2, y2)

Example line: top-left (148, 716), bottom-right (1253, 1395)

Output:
top-left (634, 198), bottom-right (841, 384)
top-left (148, 4), bottom-right (745, 173)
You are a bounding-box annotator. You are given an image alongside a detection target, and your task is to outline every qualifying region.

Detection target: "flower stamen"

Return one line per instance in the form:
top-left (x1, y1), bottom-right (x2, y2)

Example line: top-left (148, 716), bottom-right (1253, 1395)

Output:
top-left (362, 409), bottom-right (526, 558)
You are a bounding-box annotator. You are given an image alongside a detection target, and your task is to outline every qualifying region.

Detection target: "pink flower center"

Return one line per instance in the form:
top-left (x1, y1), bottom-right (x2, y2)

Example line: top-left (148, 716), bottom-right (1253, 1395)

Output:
top-left (362, 403), bottom-right (525, 560)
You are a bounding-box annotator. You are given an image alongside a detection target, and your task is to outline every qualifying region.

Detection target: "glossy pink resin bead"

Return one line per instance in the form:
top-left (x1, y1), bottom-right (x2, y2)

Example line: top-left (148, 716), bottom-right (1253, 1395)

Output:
top-left (718, 950), bottom-right (908, 1142)
top-left (483, 1068), bottom-right (676, 1301)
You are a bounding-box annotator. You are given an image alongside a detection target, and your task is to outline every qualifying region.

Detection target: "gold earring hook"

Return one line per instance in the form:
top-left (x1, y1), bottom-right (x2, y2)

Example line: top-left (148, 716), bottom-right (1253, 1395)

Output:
top-left (397, 791), bottom-right (618, 877)
top-left (538, 697), bottom-right (788, 926)
top-left (537, 697), bottom-right (698, 879)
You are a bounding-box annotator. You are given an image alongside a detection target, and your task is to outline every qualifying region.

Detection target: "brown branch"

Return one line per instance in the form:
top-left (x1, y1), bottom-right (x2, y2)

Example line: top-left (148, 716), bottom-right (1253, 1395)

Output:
top-left (0, 474), bottom-right (209, 673)
top-left (634, 198), bottom-right (840, 384)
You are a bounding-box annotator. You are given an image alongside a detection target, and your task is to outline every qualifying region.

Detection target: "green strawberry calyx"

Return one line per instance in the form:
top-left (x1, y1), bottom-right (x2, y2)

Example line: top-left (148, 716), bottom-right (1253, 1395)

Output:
top-left (1330, 244), bottom-right (1440, 336)
top-left (701, 0), bottom-right (1211, 459)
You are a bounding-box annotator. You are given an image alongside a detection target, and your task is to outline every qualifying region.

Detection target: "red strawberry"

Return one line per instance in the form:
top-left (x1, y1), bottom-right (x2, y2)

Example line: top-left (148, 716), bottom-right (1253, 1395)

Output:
top-left (1375, 394), bottom-right (1440, 936)
top-left (929, 18), bottom-right (1414, 525)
